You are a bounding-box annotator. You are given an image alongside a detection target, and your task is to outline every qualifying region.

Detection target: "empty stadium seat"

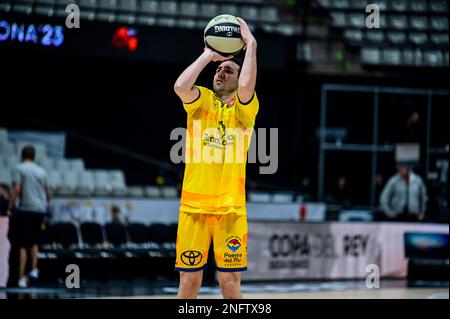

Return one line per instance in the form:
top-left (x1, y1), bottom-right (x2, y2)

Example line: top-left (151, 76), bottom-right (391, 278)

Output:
top-left (148, 223), bottom-right (176, 253)
top-left (48, 171), bottom-right (63, 191)
top-left (159, 1), bottom-right (177, 15)
top-left (144, 186), bottom-right (160, 197)
top-left (80, 222), bottom-right (105, 247)
top-left (402, 49), bottom-right (414, 65)
top-left (179, 1), bottom-right (198, 17)
top-left (69, 158), bottom-right (85, 172)
top-left (1, 155), bottom-right (18, 169)
top-left (55, 158), bottom-right (71, 172)
top-left (387, 31), bottom-right (407, 44)
top-left (118, 0), bottom-right (136, 12)
top-left (430, 1), bottom-right (448, 13)
top-left (199, 3), bottom-right (218, 18)
top-left (140, 0), bottom-right (158, 14)
top-left (391, 0), bottom-right (407, 12)
top-left (333, 0), bottom-right (350, 9)
top-left (361, 47), bottom-right (381, 64)
top-left (79, 0), bottom-right (96, 9)
top-left (98, 0), bottom-right (117, 11)
top-left (127, 222), bottom-right (149, 247)
top-left (431, 17), bottom-right (448, 31)
top-left (128, 186), bottom-right (144, 197)
top-left (424, 50), bottom-right (445, 67)
top-left (409, 32), bottom-right (428, 45)
top-left (348, 13), bottom-right (365, 28)
top-left (240, 6), bottom-right (259, 22)
top-left (431, 34), bottom-right (449, 47)
top-left (52, 222), bottom-right (80, 249)
top-left (330, 12), bottom-right (347, 27)
top-left (105, 222), bottom-right (129, 247)
top-left (383, 48), bottom-right (402, 65)
top-left (40, 158), bottom-right (54, 172)
top-left (219, 3), bottom-right (238, 16)
top-left (94, 169), bottom-right (111, 195)
top-left (35, 2), bottom-right (55, 16)
top-left (160, 186), bottom-right (178, 198)
top-left (176, 18), bottom-right (196, 29)
top-left (390, 15), bottom-right (408, 29)
top-left (60, 171), bottom-right (79, 195)
top-left (77, 171), bottom-right (95, 195)
top-left (410, 16), bottom-right (428, 30)
top-left (344, 29), bottom-right (363, 43)
top-left (272, 192), bottom-right (295, 203)
top-left (109, 170), bottom-right (127, 195)
top-left (248, 191), bottom-right (272, 203)
top-left (148, 223), bottom-right (174, 244)
top-left (260, 6), bottom-right (279, 23)
top-left (410, 0), bottom-right (427, 12)
top-left (0, 169), bottom-right (12, 185)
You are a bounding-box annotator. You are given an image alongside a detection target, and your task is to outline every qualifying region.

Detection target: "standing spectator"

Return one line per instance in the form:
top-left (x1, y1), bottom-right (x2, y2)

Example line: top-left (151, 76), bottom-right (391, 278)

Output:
top-left (0, 184), bottom-right (10, 216)
top-left (380, 165), bottom-right (427, 222)
top-left (7, 145), bottom-right (51, 288)
top-left (0, 183), bottom-right (11, 287)
top-left (110, 204), bottom-right (127, 224)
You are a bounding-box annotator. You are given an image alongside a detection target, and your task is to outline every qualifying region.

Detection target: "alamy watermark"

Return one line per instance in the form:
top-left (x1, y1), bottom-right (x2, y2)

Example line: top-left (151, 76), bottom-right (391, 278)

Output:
top-left (169, 121), bottom-right (278, 174)
top-left (65, 4), bottom-right (80, 29)
top-left (365, 264), bottom-right (380, 289)
top-left (65, 264), bottom-right (80, 288)
top-left (365, 4), bottom-right (380, 29)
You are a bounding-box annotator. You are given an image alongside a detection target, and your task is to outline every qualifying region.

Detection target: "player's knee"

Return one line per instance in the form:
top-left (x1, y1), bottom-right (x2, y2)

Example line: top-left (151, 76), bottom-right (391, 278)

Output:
top-left (219, 273), bottom-right (241, 296)
top-left (180, 272), bottom-right (202, 291)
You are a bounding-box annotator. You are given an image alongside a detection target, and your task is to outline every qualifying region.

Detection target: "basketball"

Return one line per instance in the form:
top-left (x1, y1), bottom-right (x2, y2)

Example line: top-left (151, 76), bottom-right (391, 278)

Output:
top-left (204, 14), bottom-right (244, 56)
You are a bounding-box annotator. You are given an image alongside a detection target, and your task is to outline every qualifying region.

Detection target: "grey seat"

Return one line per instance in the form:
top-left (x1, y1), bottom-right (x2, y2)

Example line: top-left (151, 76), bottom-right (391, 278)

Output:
top-left (361, 47), bottom-right (381, 64)
top-left (383, 48), bottom-right (402, 65)
top-left (179, 2), bottom-right (198, 17)
top-left (409, 16), bottom-right (428, 30)
top-left (410, 0), bottom-right (427, 12)
top-left (387, 31), bottom-right (406, 44)
top-left (94, 169), bottom-right (111, 195)
top-left (424, 50), bottom-right (444, 67)
top-left (260, 7), bottom-right (279, 23)
top-left (199, 3), bottom-right (218, 18)
top-left (109, 170), bottom-right (127, 196)
top-left (390, 15), bottom-right (408, 29)
top-left (77, 171), bottom-right (95, 195)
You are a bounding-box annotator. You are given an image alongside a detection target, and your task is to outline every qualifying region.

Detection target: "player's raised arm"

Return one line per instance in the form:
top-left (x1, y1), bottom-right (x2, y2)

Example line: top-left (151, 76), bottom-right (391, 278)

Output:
top-left (236, 17), bottom-right (257, 103)
top-left (174, 48), bottom-right (232, 104)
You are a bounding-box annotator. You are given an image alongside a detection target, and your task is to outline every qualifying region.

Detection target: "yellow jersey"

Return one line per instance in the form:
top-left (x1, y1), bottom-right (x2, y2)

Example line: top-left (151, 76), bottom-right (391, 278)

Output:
top-left (180, 86), bottom-right (259, 215)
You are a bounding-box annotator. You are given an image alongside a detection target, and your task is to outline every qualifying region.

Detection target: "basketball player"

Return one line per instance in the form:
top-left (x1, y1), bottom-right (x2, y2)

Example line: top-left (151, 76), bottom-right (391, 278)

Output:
top-left (173, 17), bottom-right (258, 299)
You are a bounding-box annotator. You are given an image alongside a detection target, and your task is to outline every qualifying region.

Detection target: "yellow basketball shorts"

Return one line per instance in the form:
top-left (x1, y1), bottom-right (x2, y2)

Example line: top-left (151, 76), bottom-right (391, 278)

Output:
top-left (175, 212), bottom-right (248, 272)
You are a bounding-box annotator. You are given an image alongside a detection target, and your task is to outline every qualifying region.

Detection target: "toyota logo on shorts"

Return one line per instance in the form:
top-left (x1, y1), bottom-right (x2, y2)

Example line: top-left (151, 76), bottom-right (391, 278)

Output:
top-left (181, 250), bottom-right (202, 266)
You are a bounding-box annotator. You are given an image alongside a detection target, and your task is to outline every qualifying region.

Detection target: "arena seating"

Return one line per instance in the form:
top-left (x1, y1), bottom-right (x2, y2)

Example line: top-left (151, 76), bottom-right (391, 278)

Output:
top-left (34, 220), bottom-right (178, 280)
top-left (312, 0), bottom-right (449, 67)
top-left (0, 0), bottom-right (281, 28)
top-left (0, 127), bottom-right (178, 198)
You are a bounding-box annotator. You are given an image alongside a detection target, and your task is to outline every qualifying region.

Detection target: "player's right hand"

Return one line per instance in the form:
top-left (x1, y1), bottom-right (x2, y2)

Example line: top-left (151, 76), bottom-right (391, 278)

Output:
top-left (204, 46), bottom-right (233, 62)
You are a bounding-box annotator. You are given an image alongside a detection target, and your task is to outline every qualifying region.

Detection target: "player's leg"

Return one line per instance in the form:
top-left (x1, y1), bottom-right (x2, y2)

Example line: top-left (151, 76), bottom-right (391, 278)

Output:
top-left (175, 212), bottom-right (211, 299)
top-left (213, 213), bottom-right (248, 299)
